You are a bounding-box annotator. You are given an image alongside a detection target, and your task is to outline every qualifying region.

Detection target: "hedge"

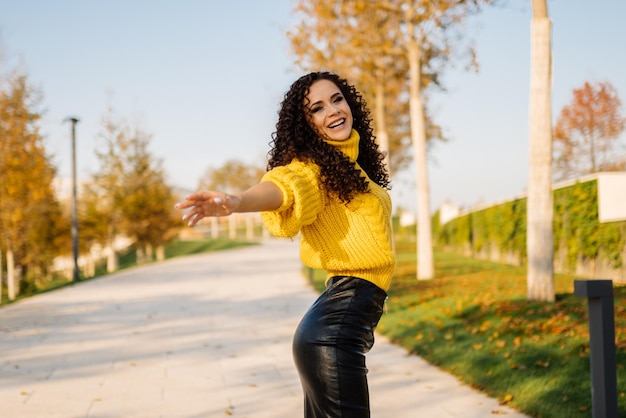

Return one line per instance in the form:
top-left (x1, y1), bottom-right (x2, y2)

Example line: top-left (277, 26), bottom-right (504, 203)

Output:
top-left (434, 179), bottom-right (626, 281)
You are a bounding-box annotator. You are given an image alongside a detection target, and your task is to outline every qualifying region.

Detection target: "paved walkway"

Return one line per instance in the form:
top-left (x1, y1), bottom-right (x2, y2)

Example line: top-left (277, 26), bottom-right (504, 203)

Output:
top-left (0, 240), bottom-right (530, 418)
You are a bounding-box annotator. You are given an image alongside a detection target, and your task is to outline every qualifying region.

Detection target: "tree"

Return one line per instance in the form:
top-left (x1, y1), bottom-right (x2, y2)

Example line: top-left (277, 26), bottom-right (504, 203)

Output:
top-left (89, 107), bottom-right (127, 272)
top-left (397, 1), bottom-right (498, 280)
top-left (77, 181), bottom-right (110, 274)
top-left (0, 74), bottom-right (64, 299)
top-left (553, 81), bottom-right (626, 181)
top-left (87, 106), bottom-right (180, 269)
top-left (289, 1), bottom-right (412, 176)
top-left (197, 159), bottom-right (266, 238)
top-left (118, 125), bottom-right (179, 263)
top-left (289, 1), bottom-right (449, 177)
top-left (290, 0), bottom-right (493, 280)
top-left (197, 159), bottom-right (266, 193)
top-left (526, 0), bottom-right (555, 302)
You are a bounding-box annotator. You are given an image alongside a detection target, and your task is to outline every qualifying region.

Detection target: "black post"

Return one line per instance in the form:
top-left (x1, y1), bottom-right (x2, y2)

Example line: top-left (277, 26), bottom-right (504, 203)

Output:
top-left (65, 117), bottom-right (80, 282)
top-left (573, 279), bottom-right (618, 418)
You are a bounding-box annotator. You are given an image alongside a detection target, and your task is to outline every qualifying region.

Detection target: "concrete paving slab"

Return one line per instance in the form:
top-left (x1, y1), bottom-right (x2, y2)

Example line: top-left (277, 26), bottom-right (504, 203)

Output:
top-left (0, 239), bottom-right (530, 418)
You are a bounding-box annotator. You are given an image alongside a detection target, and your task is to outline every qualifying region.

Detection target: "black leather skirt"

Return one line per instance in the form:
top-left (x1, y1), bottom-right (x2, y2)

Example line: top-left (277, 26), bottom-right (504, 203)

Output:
top-left (292, 276), bottom-right (387, 418)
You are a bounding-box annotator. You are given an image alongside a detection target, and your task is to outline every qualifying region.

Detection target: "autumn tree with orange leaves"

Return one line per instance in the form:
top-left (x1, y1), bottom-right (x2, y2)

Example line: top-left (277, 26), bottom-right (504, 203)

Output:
top-left (85, 106), bottom-right (179, 271)
top-left (289, 0), bottom-right (494, 280)
top-left (288, 0), bottom-right (421, 175)
top-left (0, 74), bottom-right (66, 301)
top-left (553, 80), bottom-right (626, 181)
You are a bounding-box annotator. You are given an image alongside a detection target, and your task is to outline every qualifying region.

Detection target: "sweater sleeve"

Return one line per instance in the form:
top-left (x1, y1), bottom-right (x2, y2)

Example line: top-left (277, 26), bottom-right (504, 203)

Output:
top-left (260, 161), bottom-right (324, 238)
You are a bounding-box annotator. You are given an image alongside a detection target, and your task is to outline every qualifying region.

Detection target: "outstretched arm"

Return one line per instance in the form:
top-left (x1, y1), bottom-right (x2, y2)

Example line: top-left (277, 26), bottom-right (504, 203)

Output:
top-left (175, 181), bottom-right (283, 227)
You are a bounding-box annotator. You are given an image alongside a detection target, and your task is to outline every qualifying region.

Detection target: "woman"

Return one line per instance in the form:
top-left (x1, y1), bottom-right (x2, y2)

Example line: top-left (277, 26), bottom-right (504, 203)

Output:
top-left (176, 71), bottom-right (395, 417)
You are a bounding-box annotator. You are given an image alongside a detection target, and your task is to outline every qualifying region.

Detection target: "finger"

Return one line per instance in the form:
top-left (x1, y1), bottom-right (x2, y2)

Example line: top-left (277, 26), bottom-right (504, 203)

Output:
top-left (185, 191), bottom-right (212, 201)
top-left (175, 201), bottom-right (192, 210)
top-left (189, 212), bottom-right (203, 227)
top-left (180, 204), bottom-right (196, 219)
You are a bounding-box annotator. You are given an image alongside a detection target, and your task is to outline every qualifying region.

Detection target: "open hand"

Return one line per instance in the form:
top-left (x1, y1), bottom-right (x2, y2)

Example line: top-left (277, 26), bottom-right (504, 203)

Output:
top-left (174, 191), bottom-right (240, 227)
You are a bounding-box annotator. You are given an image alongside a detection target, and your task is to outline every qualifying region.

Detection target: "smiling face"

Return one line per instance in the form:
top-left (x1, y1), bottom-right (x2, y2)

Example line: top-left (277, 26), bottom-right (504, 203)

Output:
top-left (305, 79), bottom-right (354, 142)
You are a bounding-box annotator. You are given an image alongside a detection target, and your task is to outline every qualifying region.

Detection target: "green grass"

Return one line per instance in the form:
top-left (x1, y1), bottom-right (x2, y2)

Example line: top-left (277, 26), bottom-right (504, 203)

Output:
top-left (305, 243), bottom-right (626, 418)
top-left (164, 238), bottom-right (256, 257)
top-left (1, 238), bottom-right (256, 306)
top-left (6, 237), bottom-right (625, 417)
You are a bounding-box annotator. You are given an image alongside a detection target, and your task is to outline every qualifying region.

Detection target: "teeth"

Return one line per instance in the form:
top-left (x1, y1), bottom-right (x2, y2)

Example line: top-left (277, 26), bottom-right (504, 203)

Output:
top-left (329, 119), bottom-right (344, 129)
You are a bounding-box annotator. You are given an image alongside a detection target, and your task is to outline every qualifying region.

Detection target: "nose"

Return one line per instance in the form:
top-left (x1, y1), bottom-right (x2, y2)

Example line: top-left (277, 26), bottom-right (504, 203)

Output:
top-left (329, 103), bottom-right (342, 115)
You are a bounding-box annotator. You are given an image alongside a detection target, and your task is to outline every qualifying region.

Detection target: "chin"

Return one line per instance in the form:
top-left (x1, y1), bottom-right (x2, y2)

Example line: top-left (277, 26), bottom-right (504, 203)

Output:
top-left (329, 130), bottom-right (351, 141)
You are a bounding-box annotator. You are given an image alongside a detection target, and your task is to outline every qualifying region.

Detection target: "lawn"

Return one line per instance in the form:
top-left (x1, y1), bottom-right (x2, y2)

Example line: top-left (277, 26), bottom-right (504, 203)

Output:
top-left (306, 241), bottom-right (626, 418)
top-left (6, 237), bottom-right (625, 417)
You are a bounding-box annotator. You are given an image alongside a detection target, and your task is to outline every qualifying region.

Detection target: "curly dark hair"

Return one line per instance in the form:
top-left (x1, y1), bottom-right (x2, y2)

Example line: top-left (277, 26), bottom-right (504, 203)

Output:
top-left (267, 71), bottom-right (390, 203)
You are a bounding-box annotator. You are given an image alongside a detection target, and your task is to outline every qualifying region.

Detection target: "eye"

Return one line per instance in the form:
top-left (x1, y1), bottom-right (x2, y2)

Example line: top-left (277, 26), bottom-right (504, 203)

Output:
top-left (333, 96), bottom-right (344, 103)
top-left (310, 106), bottom-right (322, 114)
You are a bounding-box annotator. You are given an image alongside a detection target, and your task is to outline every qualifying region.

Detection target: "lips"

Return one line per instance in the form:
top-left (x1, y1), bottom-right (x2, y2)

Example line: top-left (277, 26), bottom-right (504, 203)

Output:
top-left (328, 118), bottom-right (345, 129)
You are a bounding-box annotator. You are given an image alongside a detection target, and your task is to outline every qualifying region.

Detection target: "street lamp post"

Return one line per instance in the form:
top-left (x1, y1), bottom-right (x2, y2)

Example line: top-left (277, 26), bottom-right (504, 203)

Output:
top-left (65, 117), bottom-right (80, 282)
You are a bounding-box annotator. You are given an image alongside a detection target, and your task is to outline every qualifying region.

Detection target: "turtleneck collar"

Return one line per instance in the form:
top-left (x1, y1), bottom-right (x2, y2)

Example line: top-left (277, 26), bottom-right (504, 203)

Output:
top-left (323, 129), bottom-right (360, 162)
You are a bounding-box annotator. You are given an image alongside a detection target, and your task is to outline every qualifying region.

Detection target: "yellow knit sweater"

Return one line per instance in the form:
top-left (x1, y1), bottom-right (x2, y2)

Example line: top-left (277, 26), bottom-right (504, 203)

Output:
top-left (260, 130), bottom-right (396, 291)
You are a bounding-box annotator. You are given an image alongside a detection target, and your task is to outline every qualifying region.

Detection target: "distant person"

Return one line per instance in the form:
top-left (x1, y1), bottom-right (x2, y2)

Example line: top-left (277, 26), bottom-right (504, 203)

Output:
top-left (175, 71), bottom-right (396, 417)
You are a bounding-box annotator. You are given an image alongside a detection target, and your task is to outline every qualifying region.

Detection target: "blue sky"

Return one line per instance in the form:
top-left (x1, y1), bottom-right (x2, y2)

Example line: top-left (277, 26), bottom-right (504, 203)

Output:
top-left (1, 0), bottom-right (625, 213)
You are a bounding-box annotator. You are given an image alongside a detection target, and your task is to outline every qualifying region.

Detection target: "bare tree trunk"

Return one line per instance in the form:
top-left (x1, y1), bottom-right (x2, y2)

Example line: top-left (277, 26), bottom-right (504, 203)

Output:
top-left (106, 248), bottom-right (118, 273)
top-left (211, 217), bottom-right (219, 238)
top-left (590, 133), bottom-right (597, 172)
top-left (85, 256), bottom-right (96, 278)
top-left (145, 243), bottom-right (154, 262)
top-left (408, 37), bottom-right (434, 280)
top-left (7, 247), bottom-right (16, 300)
top-left (0, 248), bottom-right (3, 304)
top-left (374, 80), bottom-right (391, 171)
top-left (136, 246), bottom-right (146, 265)
top-left (246, 214), bottom-right (254, 240)
top-left (156, 245), bottom-right (165, 262)
top-left (106, 225), bottom-right (118, 273)
top-left (527, 0), bottom-right (555, 302)
top-left (229, 216), bottom-right (237, 239)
